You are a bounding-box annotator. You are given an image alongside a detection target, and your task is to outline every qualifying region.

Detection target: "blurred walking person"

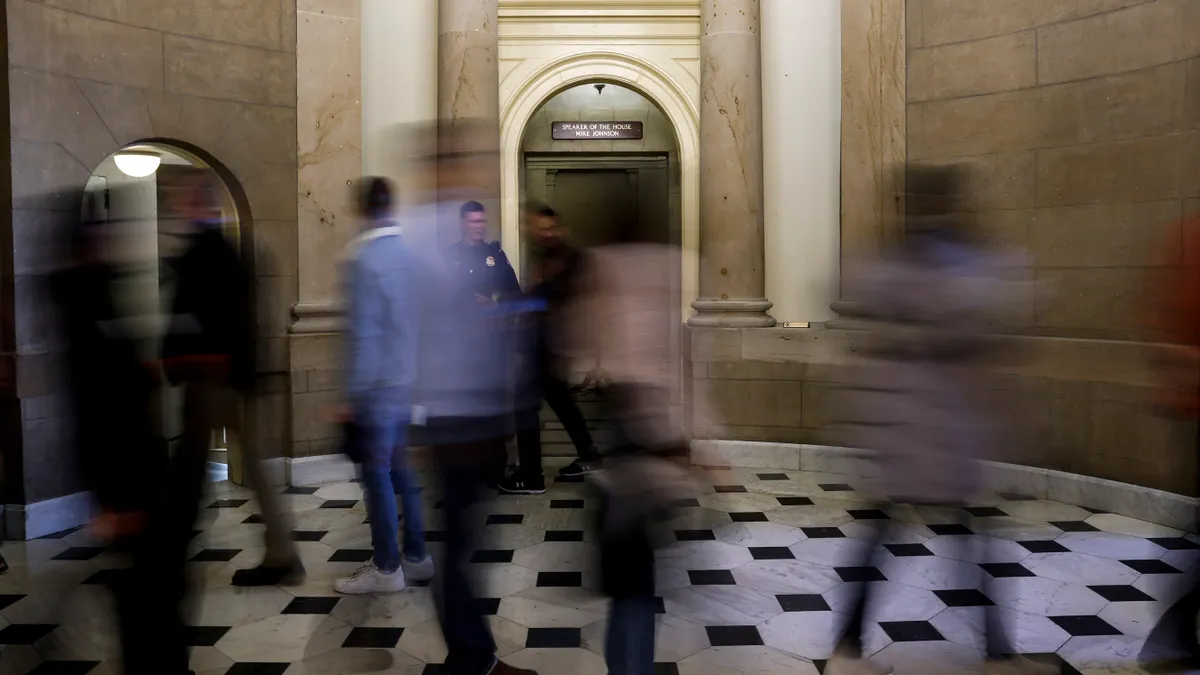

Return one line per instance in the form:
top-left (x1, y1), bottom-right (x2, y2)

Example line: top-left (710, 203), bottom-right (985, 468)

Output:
top-left (53, 214), bottom-right (168, 673)
top-left (498, 203), bottom-right (599, 495)
top-left (1140, 208), bottom-right (1200, 673)
top-left (563, 221), bottom-right (695, 675)
top-left (402, 118), bottom-right (537, 675)
top-left (831, 164), bottom-right (1042, 675)
top-left (333, 177), bottom-right (433, 594)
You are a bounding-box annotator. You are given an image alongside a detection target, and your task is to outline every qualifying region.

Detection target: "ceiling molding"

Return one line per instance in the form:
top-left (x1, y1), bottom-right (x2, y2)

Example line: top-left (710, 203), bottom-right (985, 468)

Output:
top-left (500, 0), bottom-right (700, 20)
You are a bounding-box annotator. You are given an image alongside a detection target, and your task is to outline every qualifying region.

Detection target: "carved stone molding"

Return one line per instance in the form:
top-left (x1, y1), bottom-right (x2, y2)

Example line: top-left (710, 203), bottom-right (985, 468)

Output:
top-left (291, 301), bottom-right (344, 334)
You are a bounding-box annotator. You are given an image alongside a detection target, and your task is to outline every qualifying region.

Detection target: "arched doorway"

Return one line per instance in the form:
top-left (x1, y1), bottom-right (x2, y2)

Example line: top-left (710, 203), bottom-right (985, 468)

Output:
top-left (82, 141), bottom-right (251, 484)
top-left (499, 52), bottom-right (700, 320)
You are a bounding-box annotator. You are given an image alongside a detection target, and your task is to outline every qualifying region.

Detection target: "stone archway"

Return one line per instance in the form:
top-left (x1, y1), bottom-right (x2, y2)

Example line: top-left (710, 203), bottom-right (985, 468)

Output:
top-left (499, 51), bottom-right (700, 318)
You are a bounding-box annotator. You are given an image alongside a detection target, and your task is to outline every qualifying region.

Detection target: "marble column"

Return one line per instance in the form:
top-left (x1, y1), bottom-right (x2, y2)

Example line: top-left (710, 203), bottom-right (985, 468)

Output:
top-left (690, 0), bottom-right (775, 328)
top-left (438, 0), bottom-right (502, 240)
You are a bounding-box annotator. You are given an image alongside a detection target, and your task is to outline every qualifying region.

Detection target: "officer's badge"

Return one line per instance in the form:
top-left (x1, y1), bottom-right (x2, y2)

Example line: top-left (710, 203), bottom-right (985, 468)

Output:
top-left (485, 256), bottom-right (496, 267)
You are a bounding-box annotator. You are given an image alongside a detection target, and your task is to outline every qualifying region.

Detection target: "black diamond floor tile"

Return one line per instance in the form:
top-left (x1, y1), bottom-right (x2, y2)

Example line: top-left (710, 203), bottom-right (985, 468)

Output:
top-left (801, 527), bottom-right (846, 539)
top-left (705, 625), bottom-right (763, 647)
top-left (242, 514), bottom-right (264, 525)
top-left (934, 589), bottom-right (994, 607)
top-left (689, 569), bottom-right (737, 586)
top-left (208, 499), bottom-right (249, 508)
top-left (964, 506), bottom-right (1008, 517)
top-left (655, 664), bottom-right (680, 675)
top-left (320, 500), bottom-right (359, 509)
top-left (980, 562), bottom-right (1035, 578)
top-left (185, 626), bottom-right (232, 647)
top-left (486, 514), bottom-right (524, 525)
top-left (997, 492), bottom-right (1037, 501)
top-left (329, 549), bottom-right (373, 563)
top-left (676, 529), bottom-right (716, 541)
top-left (1049, 615), bottom-right (1122, 637)
top-left (421, 665), bottom-right (446, 675)
top-left (654, 596), bottom-right (666, 614)
top-left (928, 524), bottom-right (973, 536)
top-left (283, 596), bottom-right (341, 615)
top-left (51, 547), bottom-right (106, 561)
top-left (729, 512), bottom-right (769, 523)
top-left (885, 543), bottom-right (934, 557)
top-left (1080, 506), bottom-right (1107, 515)
top-left (1088, 585), bottom-right (1155, 602)
top-left (757, 473), bottom-right (789, 481)
top-left (879, 620), bottom-right (945, 642)
top-left (749, 547), bottom-right (795, 560)
top-left (226, 664), bottom-right (291, 675)
top-left (476, 598), bottom-right (502, 615)
top-left (848, 509), bottom-right (890, 520)
top-left (778, 497), bottom-right (815, 506)
top-left (526, 627), bottom-right (581, 648)
top-left (818, 484), bottom-right (854, 492)
top-left (672, 498), bottom-right (701, 508)
top-left (293, 530), bottom-right (327, 542)
top-left (28, 663), bottom-right (100, 675)
top-left (1050, 521), bottom-right (1099, 532)
top-left (1149, 537), bottom-right (1200, 550)
top-left (190, 549), bottom-right (241, 563)
top-left (1018, 540), bottom-right (1070, 553)
top-left (777, 594), bottom-right (831, 612)
top-left (343, 626), bottom-right (404, 648)
top-left (835, 566), bottom-right (886, 582)
top-left (470, 550), bottom-right (514, 563)
top-left (1121, 559), bottom-right (1183, 574)
top-left (537, 572), bottom-right (583, 587)
top-left (38, 528), bottom-right (81, 541)
top-left (0, 594), bottom-right (25, 610)
top-left (814, 660), bottom-right (828, 675)
top-left (550, 499), bottom-right (585, 509)
top-left (545, 530), bottom-right (585, 542)
top-left (714, 485), bottom-right (748, 493)
top-left (82, 570), bottom-right (122, 586)
top-left (0, 624), bottom-right (57, 644)
top-left (284, 486), bottom-right (320, 495)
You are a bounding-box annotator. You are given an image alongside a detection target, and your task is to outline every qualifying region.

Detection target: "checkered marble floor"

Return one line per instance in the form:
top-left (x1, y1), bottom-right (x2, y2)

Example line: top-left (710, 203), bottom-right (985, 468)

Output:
top-left (2, 466), bottom-right (1196, 675)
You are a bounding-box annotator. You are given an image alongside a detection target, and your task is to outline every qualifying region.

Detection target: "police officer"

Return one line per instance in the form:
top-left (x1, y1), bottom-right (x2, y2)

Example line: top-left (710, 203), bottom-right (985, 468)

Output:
top-left (445, 201), bottom-right (521, 304)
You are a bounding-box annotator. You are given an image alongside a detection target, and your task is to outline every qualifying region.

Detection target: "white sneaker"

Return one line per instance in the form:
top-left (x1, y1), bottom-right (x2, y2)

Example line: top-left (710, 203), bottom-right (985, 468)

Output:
top-left (334, 562), bottom-right (407, 595)
top-left (401, 554), bottom-right (436, 582)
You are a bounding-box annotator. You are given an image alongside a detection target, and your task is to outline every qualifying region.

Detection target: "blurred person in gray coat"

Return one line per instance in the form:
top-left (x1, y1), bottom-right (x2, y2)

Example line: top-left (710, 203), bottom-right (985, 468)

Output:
top-left (828, 164), bottom-right (1047, 675)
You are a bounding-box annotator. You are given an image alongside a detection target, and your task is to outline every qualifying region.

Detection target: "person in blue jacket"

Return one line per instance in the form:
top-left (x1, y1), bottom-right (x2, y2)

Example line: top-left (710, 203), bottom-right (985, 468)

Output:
top-left (334, 178), bottom-right (433, 595)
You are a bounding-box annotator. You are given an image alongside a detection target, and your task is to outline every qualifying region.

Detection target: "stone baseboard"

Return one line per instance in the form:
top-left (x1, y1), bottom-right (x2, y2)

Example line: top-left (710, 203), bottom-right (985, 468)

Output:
top-left (690, 440), bottom-right (1197, 531)
top-left (5, 491), bottom-right (96, 540)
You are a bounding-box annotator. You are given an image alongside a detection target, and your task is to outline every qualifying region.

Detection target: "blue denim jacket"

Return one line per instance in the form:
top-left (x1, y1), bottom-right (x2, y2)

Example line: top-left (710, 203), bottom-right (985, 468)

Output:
top-left (344, 222), bottom-right (416, 410)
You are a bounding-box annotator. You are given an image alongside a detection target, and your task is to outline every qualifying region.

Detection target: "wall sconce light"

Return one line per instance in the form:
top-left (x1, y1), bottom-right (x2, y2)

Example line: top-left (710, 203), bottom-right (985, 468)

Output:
top-left (114, 150), bottom-right (161, 178)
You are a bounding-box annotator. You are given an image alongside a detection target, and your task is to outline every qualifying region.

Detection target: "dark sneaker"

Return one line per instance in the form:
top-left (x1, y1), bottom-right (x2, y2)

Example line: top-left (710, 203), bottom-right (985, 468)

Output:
top-left (492, 661), bottom-right (538, 675)
top-left (559, 458), bottom-right (602, 478)
top-left (498, 473), bottom-right (546, 495)
top-left (232, 560), bottom-right (306, 587)
top-left (0, 554), bottom-right (9, 575)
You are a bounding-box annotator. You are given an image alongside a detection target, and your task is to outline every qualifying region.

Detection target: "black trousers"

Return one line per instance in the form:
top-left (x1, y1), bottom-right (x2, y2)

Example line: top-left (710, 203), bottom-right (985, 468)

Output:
top-left (515, 372), bottom-right (597, 478)
top-left (433, 436), bottom-right (506, 675)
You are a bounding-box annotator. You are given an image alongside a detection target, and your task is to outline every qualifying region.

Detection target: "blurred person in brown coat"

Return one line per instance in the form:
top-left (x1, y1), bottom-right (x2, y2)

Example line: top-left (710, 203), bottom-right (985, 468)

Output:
top-left (560, 218), bottom-right (695, 675)
top-left (1139, 210), bottom-right (1200, 673)
top-left (830, 164), bottom-right (1044, 675)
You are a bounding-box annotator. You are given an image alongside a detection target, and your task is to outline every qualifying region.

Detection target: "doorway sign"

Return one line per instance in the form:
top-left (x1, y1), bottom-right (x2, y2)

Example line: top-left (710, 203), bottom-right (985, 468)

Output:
top-left (552, 121), bottom-right (644, 140)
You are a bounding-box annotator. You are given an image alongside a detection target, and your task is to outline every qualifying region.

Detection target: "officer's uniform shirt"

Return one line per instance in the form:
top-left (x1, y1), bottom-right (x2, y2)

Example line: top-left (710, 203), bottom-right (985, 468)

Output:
top-left (444, 240), bottom-right (521, 302)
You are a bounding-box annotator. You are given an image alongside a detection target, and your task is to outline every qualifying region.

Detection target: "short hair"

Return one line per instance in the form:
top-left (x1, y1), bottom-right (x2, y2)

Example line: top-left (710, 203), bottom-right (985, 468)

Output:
top-left (525, 201), bottom-right (556, 220)
top-left (360, 177), bottom-right (392, 217)
top-left (460, 200), bottom-right (486, 219)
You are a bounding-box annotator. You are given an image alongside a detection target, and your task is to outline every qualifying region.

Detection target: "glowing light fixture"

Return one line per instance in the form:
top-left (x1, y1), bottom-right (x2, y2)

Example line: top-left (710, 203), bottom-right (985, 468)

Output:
top-left (114, 150), bottom-right (161, 178)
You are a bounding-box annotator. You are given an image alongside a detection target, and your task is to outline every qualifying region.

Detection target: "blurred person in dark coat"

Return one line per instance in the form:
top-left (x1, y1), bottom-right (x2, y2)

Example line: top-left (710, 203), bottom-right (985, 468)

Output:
top-left (497, 203), bottom-right (600, 495)
top-left (51, 213), bottom-right (169, 673)
top-left (830, 164), bottom-right (1042, 675)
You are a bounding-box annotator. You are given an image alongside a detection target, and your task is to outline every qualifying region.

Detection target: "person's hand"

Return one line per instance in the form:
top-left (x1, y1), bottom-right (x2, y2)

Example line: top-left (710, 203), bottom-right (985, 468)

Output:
top-left (326, 405), bottom-right (352, 424)
top-left (89, 510), bottom-right (147, 541)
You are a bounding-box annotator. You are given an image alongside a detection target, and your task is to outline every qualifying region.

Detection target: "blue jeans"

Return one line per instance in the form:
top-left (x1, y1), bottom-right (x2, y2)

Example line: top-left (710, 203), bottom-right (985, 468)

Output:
top-left (606, 596), bottom-right (656, 675)
top-left (360, 402), bottom-right (426, 572)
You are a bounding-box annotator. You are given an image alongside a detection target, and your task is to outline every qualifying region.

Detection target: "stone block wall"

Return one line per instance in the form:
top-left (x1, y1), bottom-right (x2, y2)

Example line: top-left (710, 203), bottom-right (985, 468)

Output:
top-left (692, 327), bottom-right (1198, 496)
top-left (0, 0), bottom-right (299, 508)
top-left (906, 0), bottom-right (1200, 340)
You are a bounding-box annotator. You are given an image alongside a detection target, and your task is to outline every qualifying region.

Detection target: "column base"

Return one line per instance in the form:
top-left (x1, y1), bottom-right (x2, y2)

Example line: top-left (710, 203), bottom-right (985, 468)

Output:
top-left (688, 298), bottom-right (776, 328)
